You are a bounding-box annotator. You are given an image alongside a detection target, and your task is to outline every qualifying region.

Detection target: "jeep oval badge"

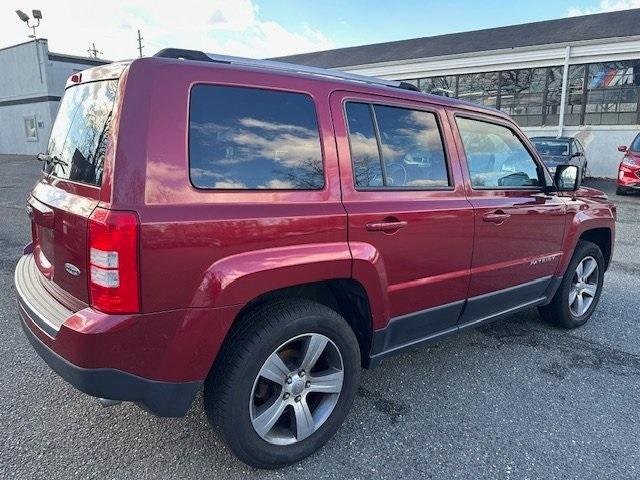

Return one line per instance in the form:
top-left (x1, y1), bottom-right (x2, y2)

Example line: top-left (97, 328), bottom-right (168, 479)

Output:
top-left (64, 263), bottom-right (81, 277)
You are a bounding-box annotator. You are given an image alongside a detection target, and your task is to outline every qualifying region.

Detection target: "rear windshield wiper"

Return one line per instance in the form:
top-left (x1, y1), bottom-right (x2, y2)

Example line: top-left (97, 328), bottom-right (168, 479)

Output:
top-left (37, 153), bottom-right (68, 173)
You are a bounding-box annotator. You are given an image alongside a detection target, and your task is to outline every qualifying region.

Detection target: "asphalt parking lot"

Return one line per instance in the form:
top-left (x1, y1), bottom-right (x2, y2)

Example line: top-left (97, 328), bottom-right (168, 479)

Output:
top-left (1, 154), bottom-right (639, 479)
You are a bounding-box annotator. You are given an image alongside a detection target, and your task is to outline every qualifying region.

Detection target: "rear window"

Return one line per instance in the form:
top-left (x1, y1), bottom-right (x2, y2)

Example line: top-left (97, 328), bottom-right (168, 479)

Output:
top-left (531, 139), bottom-right (570, 156)
top-left (189, 85), bottom-right (324, 190)
top-left (46, 80), bottom-right (117, 186)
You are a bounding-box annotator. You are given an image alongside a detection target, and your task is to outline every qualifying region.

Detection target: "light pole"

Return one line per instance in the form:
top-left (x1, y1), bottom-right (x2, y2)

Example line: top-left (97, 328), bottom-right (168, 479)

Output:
top-left (16, 9), bottom-right (43, 83)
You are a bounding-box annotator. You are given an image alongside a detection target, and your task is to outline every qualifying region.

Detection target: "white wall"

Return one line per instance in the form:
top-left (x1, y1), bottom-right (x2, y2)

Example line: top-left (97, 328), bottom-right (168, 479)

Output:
top-left (0, 39), bottom-right (105, 155)
top-left (0, 101), bottom-right (58, 156)
top-left (523, 126), bottom-right (639, 178)
top-left (0, 40), bottom-right (48, 100)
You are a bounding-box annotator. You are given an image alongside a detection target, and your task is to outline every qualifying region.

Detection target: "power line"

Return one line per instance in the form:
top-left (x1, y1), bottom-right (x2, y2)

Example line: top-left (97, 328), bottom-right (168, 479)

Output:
top-left (137, 29), bottom-right (144, 57)
top-left (87, 42), bottom-right (102, 59)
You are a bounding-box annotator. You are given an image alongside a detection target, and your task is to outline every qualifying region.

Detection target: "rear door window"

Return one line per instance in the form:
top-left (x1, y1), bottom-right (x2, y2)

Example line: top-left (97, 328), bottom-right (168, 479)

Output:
top-left (345, 102), bottom-right (384, 187)
top-left (189, 85), bottom-right (324, 190)
top-left (46, 80), bottom-right (118, 186)
top-left (345, 101), bottom-right (450, 189)
top-left (456, 117), bottom-right (542, 188)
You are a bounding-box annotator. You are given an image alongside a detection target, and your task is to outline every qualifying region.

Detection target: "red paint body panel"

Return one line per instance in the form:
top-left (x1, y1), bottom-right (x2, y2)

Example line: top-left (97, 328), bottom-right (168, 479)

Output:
top-left (617, 149), bottom-right (640, 189)
top-left (19, 299), bottom-right (239, 382)
top-left (330, 91), bottom-right (474, 327)
top-left (446, 109), bottom-right (567, 297)
top-left (18, 57), bottom-right (616, 389)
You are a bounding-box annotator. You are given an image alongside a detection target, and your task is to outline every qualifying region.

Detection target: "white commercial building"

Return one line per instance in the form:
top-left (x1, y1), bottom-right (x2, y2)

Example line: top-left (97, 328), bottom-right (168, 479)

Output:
top-left (277, 9), bottom-right (640, 178)
top-left (0, 39), bottom-right (108, 155)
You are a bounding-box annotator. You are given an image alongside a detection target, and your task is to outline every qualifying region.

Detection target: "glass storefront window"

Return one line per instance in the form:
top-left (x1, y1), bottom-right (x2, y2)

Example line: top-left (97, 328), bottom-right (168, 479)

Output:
top-left (583, 61), bottom-right (640, 125)
top-left (419, 76), bottom-right (456, 97)
top-left (457, 72), bottom-right (499, 107)
top-left (500, 68), bottom-right (547, 127)
top-left (402, 59), bottom-right (640, 127)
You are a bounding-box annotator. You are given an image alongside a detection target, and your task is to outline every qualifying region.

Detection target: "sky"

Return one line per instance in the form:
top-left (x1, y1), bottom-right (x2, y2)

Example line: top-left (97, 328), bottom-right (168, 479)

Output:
top-left (2, 0), bottom-right (640, 60)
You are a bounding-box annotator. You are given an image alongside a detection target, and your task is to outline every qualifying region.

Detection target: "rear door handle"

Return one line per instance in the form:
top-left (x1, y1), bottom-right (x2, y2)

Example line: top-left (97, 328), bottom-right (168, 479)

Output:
top-left (365, 220), bottom-right (408, 232)
top-left (482, 211), bottom-right (511, 224)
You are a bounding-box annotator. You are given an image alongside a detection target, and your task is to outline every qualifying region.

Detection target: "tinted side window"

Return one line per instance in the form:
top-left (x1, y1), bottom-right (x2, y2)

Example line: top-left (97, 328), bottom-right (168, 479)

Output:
top-left (345, 103), bottom-right (384, 187)
top-left (189, 85), bottom-right (324, 189)
top-left (345, 102), bottom-right (449, 188)
top-left (456, 117), bottom-right (541, 188)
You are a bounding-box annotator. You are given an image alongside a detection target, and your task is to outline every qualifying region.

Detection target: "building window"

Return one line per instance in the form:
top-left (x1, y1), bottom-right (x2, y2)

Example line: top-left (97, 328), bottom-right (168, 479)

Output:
top-left (457, 72), bottom-right (500, 107)
top-left (500, 68), bottom-right (547, 127)
top-left (544, 66), bottom-right (564, 126)
top-left (406, 59), bottom-right (640, 127)
top-left (563, 65), bottom-right (586, 126)
top-left (418, 76), bottom-right (456, 97)
top-left (583, 61), bottom-right (640, 125)
top-left (24, 115), bottom-right (38, 141)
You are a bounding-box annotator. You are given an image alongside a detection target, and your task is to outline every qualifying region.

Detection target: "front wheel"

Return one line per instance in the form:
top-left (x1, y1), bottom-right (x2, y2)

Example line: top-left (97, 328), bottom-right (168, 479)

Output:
top-left (539, 240), bottom-right (605, 328)
top-left (204, 299), bottom-right (361, 468)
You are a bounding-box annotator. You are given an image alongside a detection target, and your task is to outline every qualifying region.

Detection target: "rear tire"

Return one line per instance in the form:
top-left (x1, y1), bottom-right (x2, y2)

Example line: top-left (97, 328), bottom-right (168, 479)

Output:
top-left (204, 299), bottom-right (361, 469)
top-left (539, 240), bottom-right (605, 329)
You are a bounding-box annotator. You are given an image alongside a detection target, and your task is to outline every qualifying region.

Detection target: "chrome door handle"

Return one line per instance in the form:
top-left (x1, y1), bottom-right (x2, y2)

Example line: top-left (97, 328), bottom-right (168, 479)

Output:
top-left (482, 211), bottom-right (510, 224)
top-left (365, 220), bottom-right (408, 232)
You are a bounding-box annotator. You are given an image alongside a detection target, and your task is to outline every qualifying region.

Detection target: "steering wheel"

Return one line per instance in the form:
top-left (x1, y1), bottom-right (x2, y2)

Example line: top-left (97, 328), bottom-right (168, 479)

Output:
top-left (386, 162), bottom-right (407, 186)
top-left (498, 171), bottom-right (531, 187)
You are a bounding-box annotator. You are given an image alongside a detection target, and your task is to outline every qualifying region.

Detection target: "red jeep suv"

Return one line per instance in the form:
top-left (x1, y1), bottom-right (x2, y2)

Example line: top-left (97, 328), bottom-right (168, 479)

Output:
top-left (15, 50), bottom-right (616, 468)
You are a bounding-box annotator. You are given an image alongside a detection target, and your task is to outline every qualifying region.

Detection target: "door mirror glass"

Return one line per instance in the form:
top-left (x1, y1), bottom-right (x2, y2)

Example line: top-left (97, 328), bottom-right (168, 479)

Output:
top-left (554, 164), bottom-right (581, 191)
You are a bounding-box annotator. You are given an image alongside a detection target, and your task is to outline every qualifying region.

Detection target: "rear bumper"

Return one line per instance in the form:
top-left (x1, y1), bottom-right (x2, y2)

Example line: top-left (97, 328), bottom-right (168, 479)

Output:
top-left (19, 315), bottom-right (201, 416)
top-left (15, 253), bottom-right (204, 417)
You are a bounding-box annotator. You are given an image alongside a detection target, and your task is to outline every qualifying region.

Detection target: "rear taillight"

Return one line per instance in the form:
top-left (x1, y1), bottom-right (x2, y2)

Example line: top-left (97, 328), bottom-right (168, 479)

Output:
top-left (88, 207), bottom-right (140, 313)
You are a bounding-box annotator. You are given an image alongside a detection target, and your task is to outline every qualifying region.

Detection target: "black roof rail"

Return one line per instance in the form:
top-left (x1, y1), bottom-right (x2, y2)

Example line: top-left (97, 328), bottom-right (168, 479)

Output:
top-left (153, 48), bottom-right (420, 92)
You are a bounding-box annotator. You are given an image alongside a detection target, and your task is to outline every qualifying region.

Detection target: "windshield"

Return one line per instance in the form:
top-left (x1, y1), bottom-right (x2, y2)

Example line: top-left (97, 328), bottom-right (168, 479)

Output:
top-left (531, 139), bottom-right (570, 157)
top-left (630, 134), bottom-right (640, 153)
top-left (45, 80), bottom-right (117, 186)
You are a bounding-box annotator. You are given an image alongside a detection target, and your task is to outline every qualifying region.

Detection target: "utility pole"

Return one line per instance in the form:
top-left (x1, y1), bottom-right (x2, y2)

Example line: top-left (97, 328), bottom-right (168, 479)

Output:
top-left (87, 42), bottom-right (102, 59)
top-left (137, 29), bottom-right (144, 57)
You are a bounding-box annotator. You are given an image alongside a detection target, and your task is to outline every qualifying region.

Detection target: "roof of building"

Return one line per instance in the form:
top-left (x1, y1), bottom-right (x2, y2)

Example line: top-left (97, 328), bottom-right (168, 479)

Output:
top-left (48, 51), bottom-right (110, 67)
top-left (0, 39), bottom-right (110, 66)
top-left (273, 9), bottom-right (640, 68)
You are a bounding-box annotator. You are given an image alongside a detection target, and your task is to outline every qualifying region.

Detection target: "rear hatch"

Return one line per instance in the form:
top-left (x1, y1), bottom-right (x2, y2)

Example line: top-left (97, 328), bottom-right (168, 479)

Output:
top-left (29, 78), bottom-right (118, 307)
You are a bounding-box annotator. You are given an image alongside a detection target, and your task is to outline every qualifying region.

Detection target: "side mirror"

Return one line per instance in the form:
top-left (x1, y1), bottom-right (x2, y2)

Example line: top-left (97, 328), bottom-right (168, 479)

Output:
top-left (570, 152), bottom-right (582, 158)
top-left (618, 145), bottom-right (628, 153)
top-left (554, 164), bottom-right (582, 192)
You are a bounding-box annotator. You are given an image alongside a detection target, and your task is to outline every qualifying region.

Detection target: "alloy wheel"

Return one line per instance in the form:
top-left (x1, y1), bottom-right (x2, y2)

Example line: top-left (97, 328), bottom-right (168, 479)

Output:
top-left (569, 255), bottom-right (599, 317)
top-left (249, 333), bottom-right (344, 445)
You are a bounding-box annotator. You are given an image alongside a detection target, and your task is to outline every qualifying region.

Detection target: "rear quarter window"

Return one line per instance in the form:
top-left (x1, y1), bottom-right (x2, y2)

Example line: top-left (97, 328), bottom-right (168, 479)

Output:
top-left (189, 85), bottom-right (324, 190)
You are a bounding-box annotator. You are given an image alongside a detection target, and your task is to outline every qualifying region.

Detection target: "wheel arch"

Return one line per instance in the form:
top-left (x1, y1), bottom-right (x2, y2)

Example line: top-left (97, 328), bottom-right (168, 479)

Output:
top-left (212, 279), bottom-right (376, 372)
top-left (578, 227), bottom-right (613, 270)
